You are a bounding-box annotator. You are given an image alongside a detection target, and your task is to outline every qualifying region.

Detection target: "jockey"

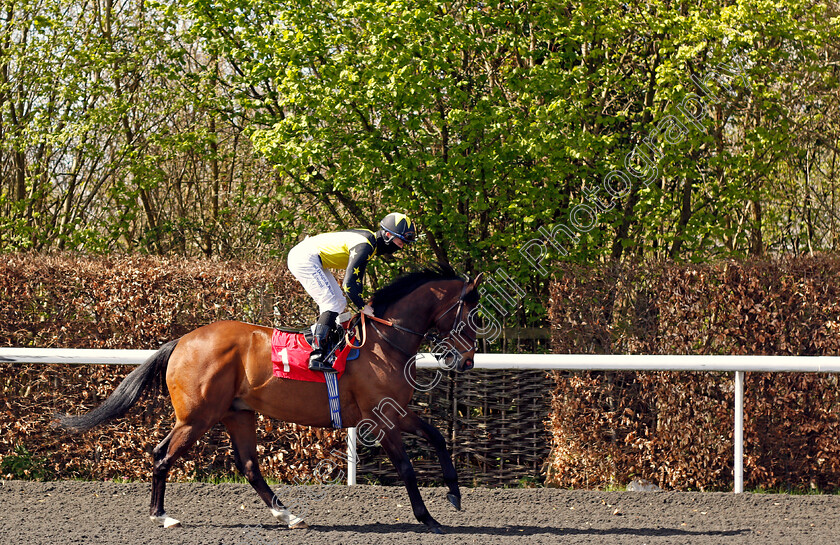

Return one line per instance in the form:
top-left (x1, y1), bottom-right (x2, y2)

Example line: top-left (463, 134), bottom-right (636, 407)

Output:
top-left (287, 212), bottom-right (416, 372)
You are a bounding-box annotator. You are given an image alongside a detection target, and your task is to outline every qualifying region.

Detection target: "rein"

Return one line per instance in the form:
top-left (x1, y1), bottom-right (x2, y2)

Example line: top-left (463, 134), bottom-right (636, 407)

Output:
top-left (355, 281), bottom-right (472, 358)
top-left (343, 313), bottom-right (405, 354)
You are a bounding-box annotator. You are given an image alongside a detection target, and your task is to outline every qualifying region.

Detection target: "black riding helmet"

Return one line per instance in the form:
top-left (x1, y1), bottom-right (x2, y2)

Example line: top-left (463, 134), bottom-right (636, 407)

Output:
top-left (376, 212), bottom-right (416, 254)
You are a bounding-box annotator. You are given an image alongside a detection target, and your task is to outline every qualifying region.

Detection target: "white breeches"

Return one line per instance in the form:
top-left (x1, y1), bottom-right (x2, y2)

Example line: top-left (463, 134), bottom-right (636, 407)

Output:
top-left (287, 244), bottom-right (347, 315)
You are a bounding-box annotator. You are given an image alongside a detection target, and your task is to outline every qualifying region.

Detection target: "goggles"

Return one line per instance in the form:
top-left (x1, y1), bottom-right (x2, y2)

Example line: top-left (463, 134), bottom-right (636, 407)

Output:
top-left (383, 228), bottom-right (416, 243)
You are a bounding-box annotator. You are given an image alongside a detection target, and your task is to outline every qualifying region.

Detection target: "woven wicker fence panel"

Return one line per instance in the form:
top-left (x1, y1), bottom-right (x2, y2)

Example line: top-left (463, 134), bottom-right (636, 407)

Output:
top-left (355, 369), bottom-right (453, 484)
top-left (357, 369), bottom-right (553, 487)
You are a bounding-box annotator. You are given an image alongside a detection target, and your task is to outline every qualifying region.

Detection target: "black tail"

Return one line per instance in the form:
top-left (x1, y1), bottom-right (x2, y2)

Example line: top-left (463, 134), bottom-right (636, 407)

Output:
top-left (54, 339), bottom-right (179, 433)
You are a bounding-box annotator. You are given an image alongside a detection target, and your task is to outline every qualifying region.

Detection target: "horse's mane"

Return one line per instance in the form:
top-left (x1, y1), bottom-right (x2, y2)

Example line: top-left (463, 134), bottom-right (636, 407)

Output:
top-left (370, 263), bottom-right (463, 315)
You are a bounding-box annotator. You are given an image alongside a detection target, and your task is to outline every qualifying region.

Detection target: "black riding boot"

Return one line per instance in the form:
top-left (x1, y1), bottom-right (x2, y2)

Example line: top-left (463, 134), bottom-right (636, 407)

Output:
top-left (308, 311), bottom-right (338, 372)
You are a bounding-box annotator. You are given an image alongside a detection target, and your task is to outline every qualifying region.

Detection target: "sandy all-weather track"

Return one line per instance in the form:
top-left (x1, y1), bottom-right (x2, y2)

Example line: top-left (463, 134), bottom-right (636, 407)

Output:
top-left (2, 480), bottom-right (839, 544)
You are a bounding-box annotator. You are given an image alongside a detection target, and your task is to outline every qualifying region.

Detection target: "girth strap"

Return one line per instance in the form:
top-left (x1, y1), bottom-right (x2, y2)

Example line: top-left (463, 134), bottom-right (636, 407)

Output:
top-left (324, 372), bottom-right (342, 428)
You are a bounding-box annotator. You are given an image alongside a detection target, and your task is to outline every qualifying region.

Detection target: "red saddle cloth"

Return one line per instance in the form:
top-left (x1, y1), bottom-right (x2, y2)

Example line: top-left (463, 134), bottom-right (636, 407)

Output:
top-left (271, 329), bottom-right (353, 383)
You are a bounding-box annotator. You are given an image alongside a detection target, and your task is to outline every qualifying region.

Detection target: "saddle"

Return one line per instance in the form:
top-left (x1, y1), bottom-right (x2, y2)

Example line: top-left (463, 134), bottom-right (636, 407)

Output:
top-left (271, 317), bottom-right (361, 383)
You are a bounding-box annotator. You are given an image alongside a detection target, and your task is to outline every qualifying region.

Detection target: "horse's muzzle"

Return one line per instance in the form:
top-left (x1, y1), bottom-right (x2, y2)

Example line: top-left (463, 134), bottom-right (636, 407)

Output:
top-left (460, 358), bottom-right (474, 372)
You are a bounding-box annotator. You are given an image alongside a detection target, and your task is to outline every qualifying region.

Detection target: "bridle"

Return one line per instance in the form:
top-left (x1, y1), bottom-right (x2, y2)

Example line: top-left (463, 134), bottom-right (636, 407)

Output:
top-left (359, 280), bottom-right (476, 364)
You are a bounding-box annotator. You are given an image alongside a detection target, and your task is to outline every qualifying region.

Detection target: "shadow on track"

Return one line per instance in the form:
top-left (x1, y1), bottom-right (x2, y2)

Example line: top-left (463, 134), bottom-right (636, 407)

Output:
top-left (304, 523), bottom-right (751, 538)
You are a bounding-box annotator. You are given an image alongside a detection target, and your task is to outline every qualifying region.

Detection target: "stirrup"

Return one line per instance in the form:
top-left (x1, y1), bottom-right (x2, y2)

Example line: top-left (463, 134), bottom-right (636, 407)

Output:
top-left (308, 356), bottom-right (335, 373)
top-left (308, 345), bottom-right (337, 372)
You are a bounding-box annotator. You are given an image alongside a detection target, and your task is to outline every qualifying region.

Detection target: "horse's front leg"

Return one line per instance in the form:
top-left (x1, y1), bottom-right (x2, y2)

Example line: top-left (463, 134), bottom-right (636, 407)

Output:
top-left (380, 427), bottom-right (443, 533)
top-left (399, 410), bottom-right (461, 511)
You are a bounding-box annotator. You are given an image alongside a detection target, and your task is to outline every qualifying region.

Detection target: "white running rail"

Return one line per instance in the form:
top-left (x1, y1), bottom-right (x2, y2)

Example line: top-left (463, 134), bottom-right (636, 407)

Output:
top-left (5, 349), bottom-right (840, 492)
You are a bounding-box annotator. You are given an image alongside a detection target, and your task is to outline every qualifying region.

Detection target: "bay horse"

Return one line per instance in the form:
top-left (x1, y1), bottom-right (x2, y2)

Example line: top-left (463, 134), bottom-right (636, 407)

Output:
top-left (56, 264), bottom-right (482, 534)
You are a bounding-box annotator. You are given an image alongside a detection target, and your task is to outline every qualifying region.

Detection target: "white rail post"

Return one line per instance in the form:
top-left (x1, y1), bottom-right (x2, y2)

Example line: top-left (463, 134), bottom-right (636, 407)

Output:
top-left (347, 427), bottom-right (357, 485)
top-left (734, 370), bottom-right (744, 493)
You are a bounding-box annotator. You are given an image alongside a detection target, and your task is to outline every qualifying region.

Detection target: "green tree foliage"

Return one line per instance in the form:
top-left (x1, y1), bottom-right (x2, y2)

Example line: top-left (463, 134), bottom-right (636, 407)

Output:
top-left (183, 0), bottom-right (838, 322)
top-left (0, 0), bottom-right (288, 255)
top-left (1, 1), bottom-right (839, 325)
top-left (187, 1), bottom-right (836, 257)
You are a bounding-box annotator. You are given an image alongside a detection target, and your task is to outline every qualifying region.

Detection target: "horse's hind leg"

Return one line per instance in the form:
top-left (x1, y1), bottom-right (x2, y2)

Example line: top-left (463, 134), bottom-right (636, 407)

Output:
top-left (221, 410), bottom-right (308, 529)
top-left (400, 411), bottom-right (462, 511)
top-left (149, 419), bottom-right (213, 527)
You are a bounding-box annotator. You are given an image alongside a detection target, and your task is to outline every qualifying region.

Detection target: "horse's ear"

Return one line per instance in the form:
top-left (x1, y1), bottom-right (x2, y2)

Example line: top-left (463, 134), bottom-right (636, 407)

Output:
top-left (471, 272), bottom-right (485, 287)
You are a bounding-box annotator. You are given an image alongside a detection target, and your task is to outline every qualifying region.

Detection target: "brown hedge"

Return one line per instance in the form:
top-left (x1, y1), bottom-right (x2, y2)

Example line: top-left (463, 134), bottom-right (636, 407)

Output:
top-left (546, 256), bottom-right (840, 491)
top-left (0, 253), bottom-right (347, 483)
top-left (1, 253), bottom-right (553, 487)
top-left (12, 254), bottom-right (837, 490)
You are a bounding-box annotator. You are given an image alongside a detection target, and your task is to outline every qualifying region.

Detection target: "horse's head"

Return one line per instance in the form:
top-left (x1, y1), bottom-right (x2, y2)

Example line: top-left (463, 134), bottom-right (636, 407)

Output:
top-left (369, 264), bottom-right (484, 372)
top-left (429, 273), bottom-right (483, 372)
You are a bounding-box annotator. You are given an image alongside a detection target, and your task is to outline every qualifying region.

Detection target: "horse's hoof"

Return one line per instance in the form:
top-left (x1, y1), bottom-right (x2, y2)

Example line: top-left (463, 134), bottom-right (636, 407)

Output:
top-left (447, 493), bottom-right (461, 511)
top-left (272, 507), bottom-right (307, 529)
top-left (150, 514), bottom-right (182, 528)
